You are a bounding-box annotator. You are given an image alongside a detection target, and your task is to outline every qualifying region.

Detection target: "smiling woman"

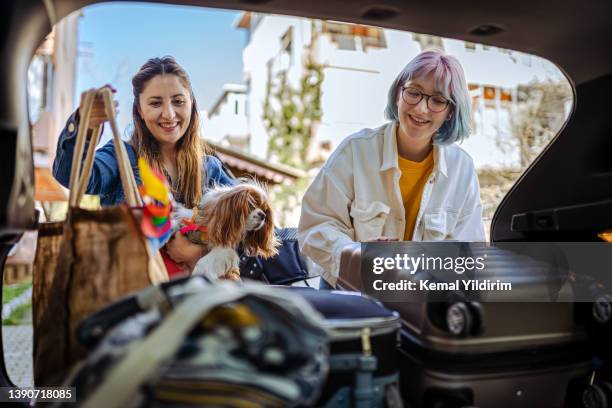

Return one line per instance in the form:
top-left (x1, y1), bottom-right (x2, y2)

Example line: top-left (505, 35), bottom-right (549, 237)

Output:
top-left (129, 58), bottom-right (202, 207)
top-left (298, 49), bottom-right (485, 289)
top-left (53, 56), bottom-right (235, 207)
top-left (139, 76), bottom-right (191, 147)
top-left (51, 56), bottom-right (236, 272)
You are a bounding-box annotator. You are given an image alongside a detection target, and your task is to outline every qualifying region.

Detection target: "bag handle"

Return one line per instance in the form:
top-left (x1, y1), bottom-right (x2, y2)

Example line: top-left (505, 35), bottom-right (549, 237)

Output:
top-left (68, 90), bottom-right (95, 207)
top-left (101, 88), bottom-right (142, 206)
top-left (68, 88), bottom-right (142, 207)
top-left (68, 89), bottom-right (168, 284)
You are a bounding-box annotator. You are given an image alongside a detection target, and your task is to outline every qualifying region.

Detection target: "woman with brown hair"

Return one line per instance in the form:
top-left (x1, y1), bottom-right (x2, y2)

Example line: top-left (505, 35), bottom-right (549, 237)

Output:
top-left (53, 56), bottom-right (235, 269)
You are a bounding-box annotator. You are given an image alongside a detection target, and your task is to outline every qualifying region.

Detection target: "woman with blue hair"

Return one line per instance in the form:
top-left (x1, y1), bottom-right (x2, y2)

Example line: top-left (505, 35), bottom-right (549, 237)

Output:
top-left (298, 49), bottom-right (486, 289)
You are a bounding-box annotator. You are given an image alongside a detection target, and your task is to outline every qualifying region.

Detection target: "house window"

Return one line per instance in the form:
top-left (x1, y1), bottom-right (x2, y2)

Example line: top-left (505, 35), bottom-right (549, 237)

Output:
top-left (468, 84), bottom-right (481, 133)
top-left (281, 27), bottom-right (293, 55)
top-left (245, 77), bottom-right (251, 118)
top-left (322, 21), bottom-right (387, 51)
top-left (361, 26), bottom-right (387, 50)
top-left (413, 33), bottom-right (444, 51)
top-left (279, 27), bottom-right (293, 68)
top-left (27, 54), bottom-right (54, 124)
top-left (483, 85), bottom-right (497, 108)
top-left (335, 34), bottom-right (356, 50)
top-left (464, 42), bottom-right (477, 52)
top-left (500, 89), bottom-right (513, 104)
top-left (235, 100), bottom-right (239, 115)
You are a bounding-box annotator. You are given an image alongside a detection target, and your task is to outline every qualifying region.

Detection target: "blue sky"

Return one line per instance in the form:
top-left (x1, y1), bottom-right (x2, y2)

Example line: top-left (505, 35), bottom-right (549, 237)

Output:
top-left (76, 3), bottom-right (245, 134)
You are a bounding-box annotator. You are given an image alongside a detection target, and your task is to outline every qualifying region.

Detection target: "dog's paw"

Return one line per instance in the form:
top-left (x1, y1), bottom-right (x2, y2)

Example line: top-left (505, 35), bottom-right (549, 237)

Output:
top-left (192, 247), bottom-right (239, 281)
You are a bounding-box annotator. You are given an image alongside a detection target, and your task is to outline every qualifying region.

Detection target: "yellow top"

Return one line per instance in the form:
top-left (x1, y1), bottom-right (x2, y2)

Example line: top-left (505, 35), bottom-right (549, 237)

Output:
top-left (398, 150), bottom-right (434, 240)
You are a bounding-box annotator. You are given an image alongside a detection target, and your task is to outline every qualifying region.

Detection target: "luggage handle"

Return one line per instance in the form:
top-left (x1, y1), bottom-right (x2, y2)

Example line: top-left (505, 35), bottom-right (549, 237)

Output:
top-left (68, 88), bottom-right (142, 208)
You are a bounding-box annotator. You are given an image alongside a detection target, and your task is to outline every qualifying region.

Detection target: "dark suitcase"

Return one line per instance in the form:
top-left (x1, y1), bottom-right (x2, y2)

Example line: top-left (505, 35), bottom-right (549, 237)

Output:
top-left (398, 335), bottom-right (591, 408)
top-left (339, 243), bottom-right (586, 351)
top-left (278, 287), bottom-right (403, 407)
top-left (338, 243), bottom-right (594, 407)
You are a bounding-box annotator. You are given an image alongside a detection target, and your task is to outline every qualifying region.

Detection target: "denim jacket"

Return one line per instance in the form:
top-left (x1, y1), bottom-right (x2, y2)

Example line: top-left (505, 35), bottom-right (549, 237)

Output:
top-left (52, 110), bottom-right (235, 206)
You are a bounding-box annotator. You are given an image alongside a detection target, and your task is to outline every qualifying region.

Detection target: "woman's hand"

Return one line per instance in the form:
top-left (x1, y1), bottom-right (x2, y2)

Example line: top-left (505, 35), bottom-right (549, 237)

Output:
top-left (81, 85), bottom-right (119, 129)
top-left (165, 232), bottom-right (208, 269)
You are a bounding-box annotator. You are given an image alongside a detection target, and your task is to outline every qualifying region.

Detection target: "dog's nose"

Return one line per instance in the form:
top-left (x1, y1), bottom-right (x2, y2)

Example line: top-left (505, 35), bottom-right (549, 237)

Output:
top-left (256, 209), bottom-right (266, 221)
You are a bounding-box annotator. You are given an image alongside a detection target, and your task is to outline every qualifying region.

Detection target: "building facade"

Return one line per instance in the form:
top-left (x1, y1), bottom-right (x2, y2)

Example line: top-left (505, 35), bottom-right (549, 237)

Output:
top-left (28, 10), bottom-right (81, 204)
top-left (233, 12), bottom-right (568, 170)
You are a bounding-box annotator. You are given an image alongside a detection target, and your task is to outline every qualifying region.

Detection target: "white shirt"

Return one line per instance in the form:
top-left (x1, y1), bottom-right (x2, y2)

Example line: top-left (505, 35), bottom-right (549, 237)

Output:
top-left (298, 122), bottom-right (486, 286)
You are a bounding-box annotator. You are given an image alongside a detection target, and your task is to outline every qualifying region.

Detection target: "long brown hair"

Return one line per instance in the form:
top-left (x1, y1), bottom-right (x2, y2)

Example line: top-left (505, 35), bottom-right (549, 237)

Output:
top-left (130, 56), bottom-right (208, 208)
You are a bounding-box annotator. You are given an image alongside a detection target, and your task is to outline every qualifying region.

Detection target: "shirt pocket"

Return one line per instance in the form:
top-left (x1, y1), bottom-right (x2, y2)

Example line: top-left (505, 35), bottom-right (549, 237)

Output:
top-left (350, 200), bottom-right (390, 241)
top-left (422, 211), bottom-right (458, 241)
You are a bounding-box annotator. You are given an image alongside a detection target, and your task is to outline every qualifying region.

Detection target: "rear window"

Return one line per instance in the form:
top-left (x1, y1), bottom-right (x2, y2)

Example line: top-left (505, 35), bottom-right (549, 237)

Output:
top-left (5, 3), bottom-right (572, 387)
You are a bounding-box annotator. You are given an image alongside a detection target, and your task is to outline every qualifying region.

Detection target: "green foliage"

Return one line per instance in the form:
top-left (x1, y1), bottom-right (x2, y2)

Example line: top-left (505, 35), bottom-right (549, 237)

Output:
top-left (484, 79), bottom-right (572, 223)
top-left (2, 282), bottom-right (31, 305)
top-left (262, 61), bottom-right (324, 226)
top-left (2, 282), bottom-right (32, 325)
top-left (263, 61), bottom-right (323, 170)
top-left (3, 303), bottom-right (31, 326)
top-left (509, 80), bottom-right (572, 167)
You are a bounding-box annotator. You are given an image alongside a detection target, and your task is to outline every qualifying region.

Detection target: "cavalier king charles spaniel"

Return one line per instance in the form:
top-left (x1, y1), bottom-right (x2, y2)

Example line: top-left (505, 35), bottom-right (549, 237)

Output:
top-left (190, 182), bottom-right (280, 281)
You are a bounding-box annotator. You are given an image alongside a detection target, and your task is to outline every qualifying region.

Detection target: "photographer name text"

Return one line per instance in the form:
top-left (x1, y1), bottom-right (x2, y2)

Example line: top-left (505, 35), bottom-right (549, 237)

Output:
top-left (372, 279), bottom-right (512, 291)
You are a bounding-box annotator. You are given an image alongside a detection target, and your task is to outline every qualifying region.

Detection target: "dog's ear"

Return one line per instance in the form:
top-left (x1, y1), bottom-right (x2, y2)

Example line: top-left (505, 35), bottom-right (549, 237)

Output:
top-left (243, 203), bottom-right (280, 258)
top-left (206, 187), bottom-right (250, 247)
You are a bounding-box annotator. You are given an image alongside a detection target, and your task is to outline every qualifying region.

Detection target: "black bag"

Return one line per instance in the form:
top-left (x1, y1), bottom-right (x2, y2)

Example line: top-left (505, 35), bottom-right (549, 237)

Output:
top-left (239, 227), bottom-right (312, 285)
top-left (67, 278), bottom-right (329, 408)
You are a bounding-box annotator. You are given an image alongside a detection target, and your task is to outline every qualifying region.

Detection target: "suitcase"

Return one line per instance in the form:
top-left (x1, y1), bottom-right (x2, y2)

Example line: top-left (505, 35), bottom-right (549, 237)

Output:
top-left (398, 334), bottom-right (591, 407)
top-left (338, 243), bottom-right (595, 407)
top-left (277, 287), bottom-right (403, 408)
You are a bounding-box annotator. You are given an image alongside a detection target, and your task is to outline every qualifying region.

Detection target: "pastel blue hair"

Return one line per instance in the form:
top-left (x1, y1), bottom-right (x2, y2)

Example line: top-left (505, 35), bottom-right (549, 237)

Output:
top-left (384, 49), bottom-right (472, 145)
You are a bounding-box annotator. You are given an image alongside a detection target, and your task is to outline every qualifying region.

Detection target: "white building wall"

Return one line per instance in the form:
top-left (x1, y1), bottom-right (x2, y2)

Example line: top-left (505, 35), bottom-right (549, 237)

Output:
top-left (203, 89), bottom-right (248, 145)
top-left (51, 12), bottom-right (80, 160)
top-left (29, 11), bottom-right (80, 167)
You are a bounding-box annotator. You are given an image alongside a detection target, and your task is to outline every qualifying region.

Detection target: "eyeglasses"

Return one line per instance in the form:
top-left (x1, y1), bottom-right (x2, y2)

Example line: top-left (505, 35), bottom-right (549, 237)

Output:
top-left (401, 86), bottom-right (451, 113)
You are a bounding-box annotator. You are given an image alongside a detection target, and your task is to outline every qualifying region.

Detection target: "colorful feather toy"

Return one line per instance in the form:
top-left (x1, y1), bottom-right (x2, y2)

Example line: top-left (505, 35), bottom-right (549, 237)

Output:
top-left (138, 158), bottom-right (173, 251)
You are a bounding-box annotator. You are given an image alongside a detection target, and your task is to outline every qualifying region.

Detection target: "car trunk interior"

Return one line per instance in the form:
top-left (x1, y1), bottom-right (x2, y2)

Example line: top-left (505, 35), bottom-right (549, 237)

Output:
top-left (0, 0), bottom-right (610, 395)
